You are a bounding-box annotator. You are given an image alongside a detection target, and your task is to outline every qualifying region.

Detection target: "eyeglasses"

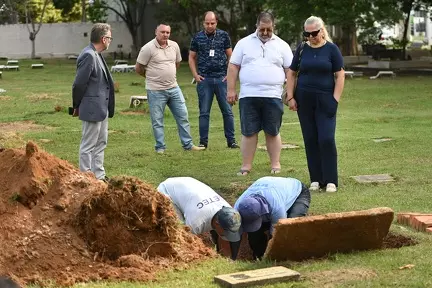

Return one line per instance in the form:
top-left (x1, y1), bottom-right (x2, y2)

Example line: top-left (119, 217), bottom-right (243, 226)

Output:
top-left (104, 36), bottom-right (113, 41)
top-left (303, 29), bottom-right (320, 38)
top-left (258, 28), bottom-right (273, 34)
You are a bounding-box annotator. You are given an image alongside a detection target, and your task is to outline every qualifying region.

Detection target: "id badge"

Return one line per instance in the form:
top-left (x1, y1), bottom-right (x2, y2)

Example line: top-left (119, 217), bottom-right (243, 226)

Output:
top-left (209, 49), bottom-right (215, 57)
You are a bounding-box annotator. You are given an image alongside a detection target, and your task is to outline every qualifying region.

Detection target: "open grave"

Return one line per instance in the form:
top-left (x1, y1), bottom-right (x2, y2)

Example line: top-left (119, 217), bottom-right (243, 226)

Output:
top-left (0, 142), bottom-right (214, 287)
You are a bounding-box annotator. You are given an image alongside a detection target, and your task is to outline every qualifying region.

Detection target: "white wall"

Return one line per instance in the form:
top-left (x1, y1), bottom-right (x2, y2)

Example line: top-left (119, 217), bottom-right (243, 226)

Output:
top-left (0, 22), bottom-right (133, 59)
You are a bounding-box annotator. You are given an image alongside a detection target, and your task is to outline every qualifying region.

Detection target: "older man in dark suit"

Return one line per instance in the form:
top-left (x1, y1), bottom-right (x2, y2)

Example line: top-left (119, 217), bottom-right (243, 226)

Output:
top-left (72, 23), bottom-right (115, 182)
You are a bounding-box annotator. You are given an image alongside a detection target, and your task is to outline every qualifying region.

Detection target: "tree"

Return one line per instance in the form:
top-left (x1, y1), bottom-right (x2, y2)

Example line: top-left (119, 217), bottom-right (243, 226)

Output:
top-left (98, 0), bottom-right (146, 54)
top-left (157, 0), bottom-right (268, 45)
top-left (25, 0), bottom-right (50, 59)
top-left (270, 0), bottom-right (406, 55)
top-left (0, 0), bottom-right (24, 24)
top-left (52, 0), bottom-right (82, 21)
top-left (87, 0), bottom-right (107, 23)
top-left (397, 0), bottom-right (432, 59)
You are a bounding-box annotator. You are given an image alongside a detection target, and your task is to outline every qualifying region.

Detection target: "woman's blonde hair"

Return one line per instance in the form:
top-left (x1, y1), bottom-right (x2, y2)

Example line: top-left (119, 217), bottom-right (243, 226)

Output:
top-left (304, 16), bottom-right (332, 43)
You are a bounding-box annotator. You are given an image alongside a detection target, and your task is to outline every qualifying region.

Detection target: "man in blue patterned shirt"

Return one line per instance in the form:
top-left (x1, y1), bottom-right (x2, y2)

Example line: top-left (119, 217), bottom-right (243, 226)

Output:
top-left (189, 11), bottom-right (239, 149)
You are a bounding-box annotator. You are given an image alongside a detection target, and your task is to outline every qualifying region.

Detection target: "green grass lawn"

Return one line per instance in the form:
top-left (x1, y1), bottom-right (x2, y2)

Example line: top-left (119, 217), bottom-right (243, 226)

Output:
top-left (1, 59), bottom-right (432, 287)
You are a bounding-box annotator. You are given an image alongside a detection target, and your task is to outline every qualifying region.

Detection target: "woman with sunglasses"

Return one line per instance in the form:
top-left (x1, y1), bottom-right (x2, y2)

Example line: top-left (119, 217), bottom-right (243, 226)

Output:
top-left (285, 16), bottom-right (345, 193)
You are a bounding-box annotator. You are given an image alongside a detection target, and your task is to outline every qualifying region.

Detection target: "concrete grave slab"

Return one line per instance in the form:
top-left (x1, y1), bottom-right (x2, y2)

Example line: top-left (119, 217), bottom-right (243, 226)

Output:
top-left (265, 207), bottom-right (394, 261)
top-left (31, 64), bottom-right (44, 69)
top-left (410, 216), bottom-right (432, 232)
top-left (114, 60), bottom-right (128, 65)
top-left (351, 174), bottom-right (395, 183)
top-left (129, 95), bottom-right (148, 108)
top-left (372, 137), bottom-right (393, 143)
top-left (397, 213), bottom-right (432, 226)
top-left (370, 71), bottom-right (396, 79)
top-left (5, 65), bottom-right (19, 71)
top-left (214, 266), bottom-right (300, 288)
top-left (258, 143), bottom-right (300, 151)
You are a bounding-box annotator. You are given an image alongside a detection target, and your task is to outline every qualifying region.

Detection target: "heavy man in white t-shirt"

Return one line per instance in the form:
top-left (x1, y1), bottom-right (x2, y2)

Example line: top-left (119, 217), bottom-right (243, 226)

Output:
top-left (227, 12), bottom-right (293, 176)
top-left (157, 177), bottom-right (242, 260)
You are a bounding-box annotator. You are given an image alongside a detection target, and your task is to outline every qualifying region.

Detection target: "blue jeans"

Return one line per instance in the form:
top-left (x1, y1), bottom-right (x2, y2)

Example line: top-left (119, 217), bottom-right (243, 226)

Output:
top-left (147, 86), bottom-right (193, 150)
top-left (197, 77), bottom-right (235, 144)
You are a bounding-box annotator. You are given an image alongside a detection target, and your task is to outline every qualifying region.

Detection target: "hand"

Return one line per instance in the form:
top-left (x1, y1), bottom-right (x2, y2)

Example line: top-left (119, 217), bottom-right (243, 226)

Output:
top-left (222, 76), bottom-right (227, 82)
top-left (334, 95), bottom-right (340, 103)
top-left (227, 90), bottom-right (238, 105)
top-left (288, 98), bottom-right (298, 111)
top-left (72, 108), bottom-right (79, 117)
top-left (194, 74), bottom-right (205, 83)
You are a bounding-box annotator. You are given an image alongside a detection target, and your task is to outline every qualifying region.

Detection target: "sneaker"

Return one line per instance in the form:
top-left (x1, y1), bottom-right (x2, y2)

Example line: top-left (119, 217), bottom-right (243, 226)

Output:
top-left (188, 145), bottom-right (205, 151)
top-left (309, 182), bottom-right (320, 191)
top-left (227, 141), bottom-right (240, 149)
top-left (100, 176), bottom-right (109, 183)
top-left (326, 183), bottom-right (337, 193)
top-left (156, 149), bottom-right (165, 154)
top-left (198, 142), bottom-right (208, 149)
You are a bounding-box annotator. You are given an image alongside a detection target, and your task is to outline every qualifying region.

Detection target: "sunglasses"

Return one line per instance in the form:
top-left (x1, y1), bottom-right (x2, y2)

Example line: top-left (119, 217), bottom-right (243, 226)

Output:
top-left (303, 29), bottom-right (320, 38)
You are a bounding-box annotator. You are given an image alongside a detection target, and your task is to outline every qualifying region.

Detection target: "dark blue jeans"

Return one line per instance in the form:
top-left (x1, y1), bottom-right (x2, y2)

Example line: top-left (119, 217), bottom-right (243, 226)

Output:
top-left (197, 77), bottom-right (235, 144)
top-left (295, 88), bottom-right (338, 186)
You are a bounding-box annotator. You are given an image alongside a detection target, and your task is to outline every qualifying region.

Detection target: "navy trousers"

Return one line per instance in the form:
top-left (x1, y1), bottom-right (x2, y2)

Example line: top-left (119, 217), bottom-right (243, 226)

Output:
top-left (295, 88), bottom-right (338, 187)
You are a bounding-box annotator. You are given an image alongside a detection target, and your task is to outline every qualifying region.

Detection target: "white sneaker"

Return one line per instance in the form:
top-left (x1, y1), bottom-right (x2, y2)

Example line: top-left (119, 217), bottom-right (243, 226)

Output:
top-left (156, 149), bottom-right (165, 154)
top-left (326, 183), bottom-right (337, 193)
top-left (309, 182), bottom-right (320, 191)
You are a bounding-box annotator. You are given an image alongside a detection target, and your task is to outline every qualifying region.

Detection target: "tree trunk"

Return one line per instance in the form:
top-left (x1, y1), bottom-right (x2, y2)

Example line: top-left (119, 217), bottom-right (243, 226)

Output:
top-left (81, 0), bottom-right (87, 22)
top-left (351, 28), bottom-right (358, 56)
top-left (31, 38), bottom-right (36, 59)
top-left (402, 13), bottom-right (411, 60)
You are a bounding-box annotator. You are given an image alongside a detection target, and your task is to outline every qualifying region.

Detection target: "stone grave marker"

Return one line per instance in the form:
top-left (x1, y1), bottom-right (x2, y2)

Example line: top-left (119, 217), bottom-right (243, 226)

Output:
top-left (258, 143), bottom-right (300, 151)
top-left (265, 207), bottom-right (394, 261)
top-left (351, 174), bottom-right (395, 183)
top-left (214, 266), bottom-right (300, 287)
top-left (372, 137), bottom-right (393, 143)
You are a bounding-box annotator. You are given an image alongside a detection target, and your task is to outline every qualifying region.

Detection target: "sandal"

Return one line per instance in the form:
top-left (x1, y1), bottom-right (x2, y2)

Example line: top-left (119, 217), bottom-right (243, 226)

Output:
top-left (237, 169), bottom-right (251, 176)
top-left (270, 168), bottom-right (281, 174)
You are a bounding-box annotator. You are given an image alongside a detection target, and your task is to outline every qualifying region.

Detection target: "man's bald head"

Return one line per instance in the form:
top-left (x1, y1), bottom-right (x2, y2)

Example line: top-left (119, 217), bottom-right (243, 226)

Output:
top-left (203, 11), bottom-right (218, 34)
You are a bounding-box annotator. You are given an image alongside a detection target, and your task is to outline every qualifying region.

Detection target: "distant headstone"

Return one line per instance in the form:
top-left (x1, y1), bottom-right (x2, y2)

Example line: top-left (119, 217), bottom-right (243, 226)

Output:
top-left (5, 65), bottom-right (19, 71)
top-left (370, 71), bottom-right (396, 79)
top-left (67, 55), bottom-right (78, 60)
top-left (6, 60), bottom-right (18, 65)
top-left (114, 60), bottom-right (128, 65)
top-left (214, 266), bottom-right (300, 288)
top-left (0, 88), bottom-right (6, 93)
top-left (129, 95), bottom-right (148, 108)
top-left (31, 64), bottom-right (44, 69)
top-left (351, 174), bottom-right (395, 183)
top-left (259, 143), bottom-right (300, 151)
top-left (372, 138), bottom-right (393, 143)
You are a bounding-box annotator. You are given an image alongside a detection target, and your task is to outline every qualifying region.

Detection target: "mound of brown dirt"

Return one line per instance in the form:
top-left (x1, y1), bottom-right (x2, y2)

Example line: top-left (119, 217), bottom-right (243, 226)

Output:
top-left (0, 142), bottom-right (215, 287)
top-left (76, 176), bottom-right (214, 261)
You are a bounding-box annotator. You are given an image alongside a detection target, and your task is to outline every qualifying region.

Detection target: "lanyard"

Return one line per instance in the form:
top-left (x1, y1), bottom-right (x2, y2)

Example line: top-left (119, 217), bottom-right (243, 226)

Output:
top-left (205, 30), bottom-right (217, 49)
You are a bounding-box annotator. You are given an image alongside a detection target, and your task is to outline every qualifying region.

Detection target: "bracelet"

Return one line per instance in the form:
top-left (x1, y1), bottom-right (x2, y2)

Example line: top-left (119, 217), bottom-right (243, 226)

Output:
top-left (287, 97), bottom-right (294, 101)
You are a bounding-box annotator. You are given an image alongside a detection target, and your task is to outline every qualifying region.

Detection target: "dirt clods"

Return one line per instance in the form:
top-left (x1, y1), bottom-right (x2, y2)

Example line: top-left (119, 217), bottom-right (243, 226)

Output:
top-left (0, 142), bottom-right (215, 287)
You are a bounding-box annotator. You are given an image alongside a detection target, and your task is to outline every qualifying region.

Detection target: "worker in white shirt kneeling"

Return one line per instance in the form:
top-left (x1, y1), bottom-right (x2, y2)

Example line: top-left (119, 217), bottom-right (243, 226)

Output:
top-left (157, 177), bottom-right (242, 260)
